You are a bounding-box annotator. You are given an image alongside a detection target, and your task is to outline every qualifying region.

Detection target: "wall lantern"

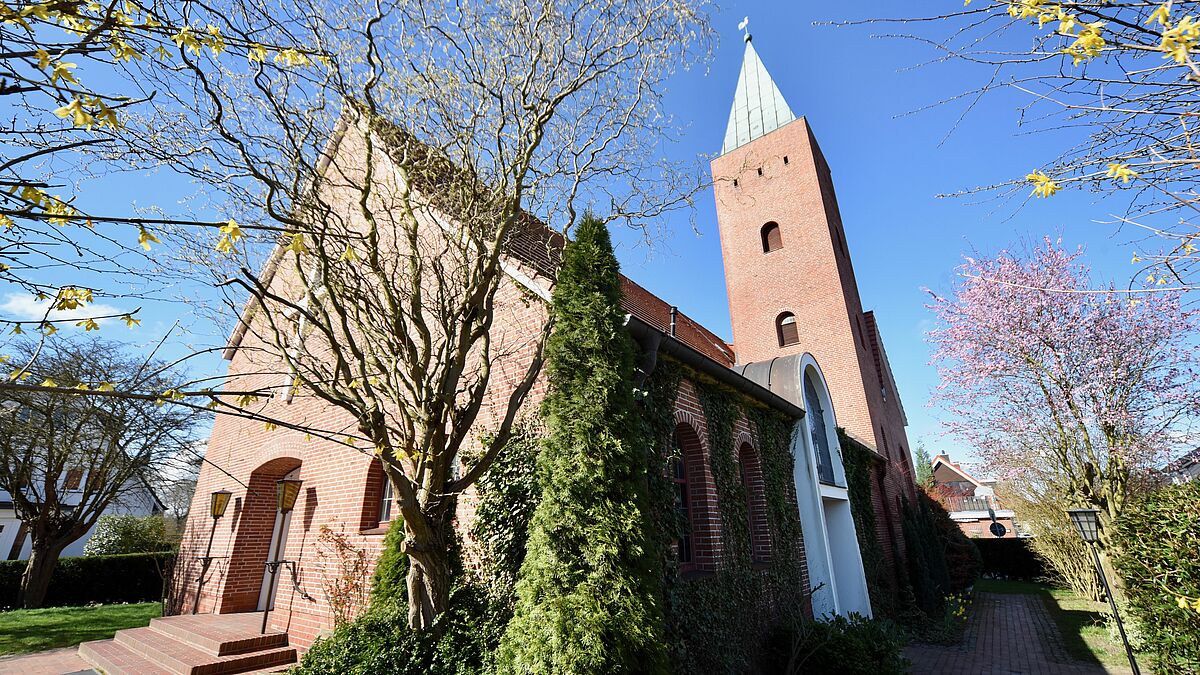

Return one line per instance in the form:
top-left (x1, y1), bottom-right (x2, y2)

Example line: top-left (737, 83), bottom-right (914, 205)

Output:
top-left (193, 489), bottom-right (235, 614)
top-left (276, 478), bottom-right (303, 514)
top-left (210, 489), bottom-right (233, 519)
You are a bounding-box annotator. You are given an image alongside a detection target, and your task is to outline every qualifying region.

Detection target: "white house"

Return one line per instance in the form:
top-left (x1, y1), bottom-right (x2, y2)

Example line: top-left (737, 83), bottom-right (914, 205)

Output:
top-left (0, 470), bottom-right (165, 560)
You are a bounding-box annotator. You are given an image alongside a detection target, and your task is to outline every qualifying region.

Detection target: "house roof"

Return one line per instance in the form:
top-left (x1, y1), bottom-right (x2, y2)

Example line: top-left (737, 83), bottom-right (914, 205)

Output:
top-left (1163, 447), bottom-right (1200, 474)
top-left (223, 114), bottom-right (738, 373)
top-left (930, 454), bottom-right (989, 488)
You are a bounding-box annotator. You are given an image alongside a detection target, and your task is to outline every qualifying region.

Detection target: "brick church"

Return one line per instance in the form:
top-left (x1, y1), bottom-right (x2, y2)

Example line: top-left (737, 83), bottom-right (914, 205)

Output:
top-left (93, 33), bottom-right (918, 671)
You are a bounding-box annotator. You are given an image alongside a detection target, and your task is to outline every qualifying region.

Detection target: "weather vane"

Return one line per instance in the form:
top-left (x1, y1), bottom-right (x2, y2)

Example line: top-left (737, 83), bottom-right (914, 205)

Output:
top-left (738, 16), bottom-right (751, 42)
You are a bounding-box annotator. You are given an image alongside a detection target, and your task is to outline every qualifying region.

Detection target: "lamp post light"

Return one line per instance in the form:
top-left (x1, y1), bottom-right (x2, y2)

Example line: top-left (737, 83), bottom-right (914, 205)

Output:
top-left (261, 478), bottom-right (303, 634)
top-left (192, 490), bottom-right (233, 614)
top-left (1067, 507), bottom-right (1141, 675)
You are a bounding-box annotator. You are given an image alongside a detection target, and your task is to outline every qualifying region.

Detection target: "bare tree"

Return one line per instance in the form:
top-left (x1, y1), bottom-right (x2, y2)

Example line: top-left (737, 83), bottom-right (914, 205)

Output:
top-left (113, 0), bottom-right (715, 629)
top-left (842, 1), bottom-right (1200, 289)
top-left (0, 338), bottom-right (200, 607)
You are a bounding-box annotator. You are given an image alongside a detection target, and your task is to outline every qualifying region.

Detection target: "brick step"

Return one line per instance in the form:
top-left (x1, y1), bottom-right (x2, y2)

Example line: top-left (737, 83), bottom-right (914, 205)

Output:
top-left (110, 626), bottom-right (296, 675)
top-left (148, 615), bottom-right (288, 656)
top-left (79, 639), bottom-right (175, 675)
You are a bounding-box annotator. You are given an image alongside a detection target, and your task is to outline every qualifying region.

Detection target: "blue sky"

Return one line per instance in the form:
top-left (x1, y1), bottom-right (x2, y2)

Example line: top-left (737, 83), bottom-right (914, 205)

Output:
top-left (607, 4), bottom-right (1149, 470)
top-left (1, 3), bottom-right (1158, 473)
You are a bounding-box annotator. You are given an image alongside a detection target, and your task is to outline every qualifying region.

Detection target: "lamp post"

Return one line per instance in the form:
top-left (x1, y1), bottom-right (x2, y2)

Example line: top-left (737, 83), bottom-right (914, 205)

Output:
top-left (261, 478), bottom-right (303, 634)
top-left (1067, 508), bottom-right (1141, 675)
top-left (192, 490), bottom-right (233, 614)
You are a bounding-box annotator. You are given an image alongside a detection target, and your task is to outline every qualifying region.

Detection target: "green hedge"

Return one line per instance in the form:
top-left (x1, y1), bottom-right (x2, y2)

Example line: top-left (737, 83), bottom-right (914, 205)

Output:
top-left (974, 538), bottom-right (1045, 581)
top-left (0, 552), bottom-right (173, 609)
top-left (1113, 480), bottom-right (1200, 674)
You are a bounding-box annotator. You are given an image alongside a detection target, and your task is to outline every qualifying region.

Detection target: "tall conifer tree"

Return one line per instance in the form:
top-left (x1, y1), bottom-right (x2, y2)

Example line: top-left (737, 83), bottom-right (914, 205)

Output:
top-left (498, 215), bottom-right (667, 674)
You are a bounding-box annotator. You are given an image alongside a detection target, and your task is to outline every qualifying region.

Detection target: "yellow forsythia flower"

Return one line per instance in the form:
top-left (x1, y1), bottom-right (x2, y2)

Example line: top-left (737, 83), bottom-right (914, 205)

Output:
top-left (137, 226), bottom-right (160, 251)
top-left (287, 232), bottom-right (309, 255)
top-left (1106, 163), bottom-right (1138, 183)
top-left (247, 43), bottom-right (268, 63)
top-left (1147, 4), bottom-right (1170, 27)
top-left (121, 314), bottom-right (140, 328)
top-left (1026, 170), bottom-right (1061, 198)
top-left (216, 219), bottom-right (242, 254)
top-left (54, 99), bottom-right (95, 128)
top-left (273, 48), bottom-right (310, 67)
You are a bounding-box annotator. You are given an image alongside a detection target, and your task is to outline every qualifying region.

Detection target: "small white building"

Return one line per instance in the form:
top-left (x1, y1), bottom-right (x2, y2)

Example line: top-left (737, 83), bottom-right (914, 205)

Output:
top-left (0, 470), bottom-right (164, 560)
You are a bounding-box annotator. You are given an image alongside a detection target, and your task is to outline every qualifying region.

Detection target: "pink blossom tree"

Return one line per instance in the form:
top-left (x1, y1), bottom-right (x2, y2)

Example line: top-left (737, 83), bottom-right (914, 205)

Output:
top-left (927, 239), bottom-right (1200, 560)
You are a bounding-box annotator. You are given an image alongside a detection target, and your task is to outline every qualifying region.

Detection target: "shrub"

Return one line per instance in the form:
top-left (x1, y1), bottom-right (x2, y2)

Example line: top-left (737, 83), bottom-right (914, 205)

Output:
top-left (295, 583), bottom-right (502, 675)
top-left (369, 517), bottom-right (409, 607)
top-left (759, 614), bottom-right (910, 675)
top-left (0, 552), bottom-right (172, 608)
top-left (498, 215), bottom-right (667, 674)
top-left (1006, 483), bottom-right (1102, 600)
top-left (1112, 480), bottom-right (1200, 674)
top-left (83, 515), bottom-right (174, 556)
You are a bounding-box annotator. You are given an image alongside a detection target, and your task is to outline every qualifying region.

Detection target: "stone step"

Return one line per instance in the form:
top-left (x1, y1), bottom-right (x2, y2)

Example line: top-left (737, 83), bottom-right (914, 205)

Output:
top-left (148, 615), bottom-right (288, 656)
top-left (110, 627), bottom-right (296, 675)
top-left (78, 639), bottom-right (174, 675)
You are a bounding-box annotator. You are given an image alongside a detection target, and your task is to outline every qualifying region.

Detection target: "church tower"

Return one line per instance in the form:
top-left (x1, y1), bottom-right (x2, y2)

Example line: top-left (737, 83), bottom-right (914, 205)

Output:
top-left (711, 33), bottom-right (916, 493)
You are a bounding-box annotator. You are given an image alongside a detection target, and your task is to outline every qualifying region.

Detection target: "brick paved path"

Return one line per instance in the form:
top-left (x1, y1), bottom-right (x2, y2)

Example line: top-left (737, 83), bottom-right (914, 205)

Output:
top-left (905, 592), bottom-right (1133, 675)
top-left (0, 647), bottom-right (95, 675)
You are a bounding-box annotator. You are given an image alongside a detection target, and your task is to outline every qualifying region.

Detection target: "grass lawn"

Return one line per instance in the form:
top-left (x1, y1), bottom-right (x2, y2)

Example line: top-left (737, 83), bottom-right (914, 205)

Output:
top-left (975, 579), bottom-right (1142, 668)
top-left (0, 602), bottom-right (161, 656)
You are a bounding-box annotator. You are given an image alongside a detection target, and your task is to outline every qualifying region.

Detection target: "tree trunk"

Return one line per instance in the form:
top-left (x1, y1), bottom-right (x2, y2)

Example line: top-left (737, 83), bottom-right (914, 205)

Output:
top-left (404, 507), bottom-right (455, 631)
top-left (19, 540), bottom-right (67, 609)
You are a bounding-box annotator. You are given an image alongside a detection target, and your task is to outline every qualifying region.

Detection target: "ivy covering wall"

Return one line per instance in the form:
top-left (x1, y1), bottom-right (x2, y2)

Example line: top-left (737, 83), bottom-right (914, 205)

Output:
top-left (639, 361), bottom-right (808, 674)
top-left (838, 429), bottom-right (897, 618)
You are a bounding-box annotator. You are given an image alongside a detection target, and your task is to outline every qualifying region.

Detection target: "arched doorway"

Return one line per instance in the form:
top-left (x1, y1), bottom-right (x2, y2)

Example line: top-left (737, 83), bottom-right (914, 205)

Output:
top-left (257, 466), bottom-right (300, 611)
top-left (219, 457), bottom-right (302, 613)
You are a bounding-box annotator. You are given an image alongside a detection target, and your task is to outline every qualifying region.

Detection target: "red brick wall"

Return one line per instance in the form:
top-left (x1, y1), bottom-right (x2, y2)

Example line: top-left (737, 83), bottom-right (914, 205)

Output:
top-left (710, 117), bottom-right (916, 597)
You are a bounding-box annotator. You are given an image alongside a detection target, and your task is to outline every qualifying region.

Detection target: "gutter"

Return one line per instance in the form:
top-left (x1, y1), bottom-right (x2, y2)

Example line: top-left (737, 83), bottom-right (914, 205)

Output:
top-left (625, 314), bottom-right (804, 420)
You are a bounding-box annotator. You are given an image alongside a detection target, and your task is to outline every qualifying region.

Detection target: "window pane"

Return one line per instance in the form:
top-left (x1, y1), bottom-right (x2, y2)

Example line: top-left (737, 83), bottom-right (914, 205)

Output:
top-left (805, 376), bottom-right (836, 484)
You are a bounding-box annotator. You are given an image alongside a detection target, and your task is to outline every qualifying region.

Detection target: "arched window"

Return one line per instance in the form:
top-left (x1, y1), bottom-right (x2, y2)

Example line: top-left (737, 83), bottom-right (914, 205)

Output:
top-left (776, 312), bottom-right (799, 347)
top-left (761, 222), bottom-right (783, 253)
top-left (805, 373), bottom-right (835, 485)
top-left (669, 430), bottom-right (694, 566)
top-left (362, 459), bottom-right (395, 530)
top-left (739, 444), bottom-right (771, 564)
